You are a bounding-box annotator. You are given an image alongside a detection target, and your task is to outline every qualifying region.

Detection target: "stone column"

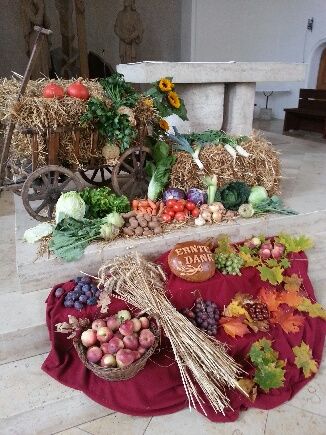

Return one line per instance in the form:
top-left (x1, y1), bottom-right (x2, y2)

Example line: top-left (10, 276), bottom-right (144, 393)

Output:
top-left (222, 82), bottom-right (256, 136)
top-left (177, 83), bottom-right (225, 132)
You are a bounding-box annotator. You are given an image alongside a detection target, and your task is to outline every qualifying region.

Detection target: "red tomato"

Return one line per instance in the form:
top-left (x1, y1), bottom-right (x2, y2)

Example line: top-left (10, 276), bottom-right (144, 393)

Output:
top-left (177, 199), bottom-right (186, 206)
top-left (165, 208), bottom-right (175, 218)
top-left (191, 208), bottom-right (200, 218)
top-left (174, 211), bottom-right (187, 222)
top-left (185, 201), bottom-right (196, 211)
top-left (166, 199), bottom-right (177, 208)
top-left (173, 203), bottom-right (184, 213)
top-left (161, 213), bottom-right (172, 223)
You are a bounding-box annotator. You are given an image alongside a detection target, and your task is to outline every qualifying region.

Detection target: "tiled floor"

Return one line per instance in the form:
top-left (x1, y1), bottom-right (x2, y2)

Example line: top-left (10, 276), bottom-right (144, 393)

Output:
top-left (0, 121), bottom-right (325, 435)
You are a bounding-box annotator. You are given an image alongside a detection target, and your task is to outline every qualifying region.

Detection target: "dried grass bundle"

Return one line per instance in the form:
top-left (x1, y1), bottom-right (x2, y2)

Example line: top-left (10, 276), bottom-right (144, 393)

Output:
top-left (98, 253), bottom-right (246, 415)
top-left (170, 133), bottom-right (281, 195)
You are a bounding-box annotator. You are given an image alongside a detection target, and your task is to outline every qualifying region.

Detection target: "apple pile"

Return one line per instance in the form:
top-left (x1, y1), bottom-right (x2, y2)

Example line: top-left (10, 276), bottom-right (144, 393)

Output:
top-left (80, 310), bottom-right (156, 369)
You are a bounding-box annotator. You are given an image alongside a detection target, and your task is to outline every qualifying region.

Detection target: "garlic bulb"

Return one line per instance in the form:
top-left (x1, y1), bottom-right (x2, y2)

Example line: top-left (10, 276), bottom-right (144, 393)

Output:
top-left (195, 215), bottom-right (206, 226)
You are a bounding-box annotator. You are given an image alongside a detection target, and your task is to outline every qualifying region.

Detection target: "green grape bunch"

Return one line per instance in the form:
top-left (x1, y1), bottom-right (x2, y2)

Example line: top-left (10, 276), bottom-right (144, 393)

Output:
top-left (214, 252), bottom-right (244, 276)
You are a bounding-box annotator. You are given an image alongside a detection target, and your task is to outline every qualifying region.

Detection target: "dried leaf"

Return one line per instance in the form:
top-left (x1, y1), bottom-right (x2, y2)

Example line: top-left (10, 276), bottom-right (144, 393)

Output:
top-left (219, 316), bottom-right (250, 338)
top-left (271, 309), bottom-right (304, 334)
top-left (55, 316), bottom-right (90, 339)
top-left (297, 298), bottom-right (326, 320)
top-left (277, 291), bottom-right (304, 308)
top-left (258, 265), bottom-right (284, 285)
top-left (238, 378), bottom-right (257, 402)
top-left (284, 274), bottom-right (303, 292)
top-left (292, 341), bottom-right (318, 378)
top-left (258, 287), bottom-right (280, 312)
top-left (245, 319), bottom-right (270, 333)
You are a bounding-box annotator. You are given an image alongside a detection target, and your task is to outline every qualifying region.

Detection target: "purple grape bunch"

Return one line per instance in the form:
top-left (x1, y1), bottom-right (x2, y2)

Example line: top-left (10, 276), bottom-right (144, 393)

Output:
top-left (55, 276), bottom-right (100, 311)
top-left (181, 298), bottom-right (220, 336)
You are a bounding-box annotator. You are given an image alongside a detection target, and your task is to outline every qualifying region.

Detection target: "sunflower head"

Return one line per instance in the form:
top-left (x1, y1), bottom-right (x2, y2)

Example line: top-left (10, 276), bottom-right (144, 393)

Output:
top-left (158, 78), bottom-right (174, 93)
top-left (159, 118), bottom-right (169, 131)
top-left (167, 91), bottom-right (181, 109)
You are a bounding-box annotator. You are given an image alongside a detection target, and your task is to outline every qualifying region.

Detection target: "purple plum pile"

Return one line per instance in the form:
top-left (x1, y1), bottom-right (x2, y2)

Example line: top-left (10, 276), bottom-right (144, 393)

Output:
top-left (54, 276), bottom-right (100, 311)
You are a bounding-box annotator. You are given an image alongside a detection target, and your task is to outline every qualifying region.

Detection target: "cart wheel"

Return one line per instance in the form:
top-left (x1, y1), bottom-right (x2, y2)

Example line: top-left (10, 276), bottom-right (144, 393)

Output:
top-left (21, 165), bottom-right (83, 222)
top-left (111, 146), bottom-right (152, 199)
top-left (79, 166), bottom-right (112, 187)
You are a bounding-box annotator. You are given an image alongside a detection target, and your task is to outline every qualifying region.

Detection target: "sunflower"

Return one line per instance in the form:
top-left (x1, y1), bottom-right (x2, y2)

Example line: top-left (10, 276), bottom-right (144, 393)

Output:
top-left (159, 118), bottom-right (169, 131)
top-left (167, 91), bottom-right (181, 109)
top-left (158, 78), bottom-right (174, 93)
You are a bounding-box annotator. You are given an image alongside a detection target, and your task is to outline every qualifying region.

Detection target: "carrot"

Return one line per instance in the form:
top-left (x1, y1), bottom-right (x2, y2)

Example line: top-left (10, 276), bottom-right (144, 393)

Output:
top-left (138, 200), bottom-right (149, 208)
top-left (157, 201), bottom-right (164, 216)
top-left (146, 207), bottom-right (153, 214)
top-left (148, 199), bottom-right (157, 210)
top-left (132, 199), bottom-right (139, 209)
top-left (138, 207), bottom-right (148, 214)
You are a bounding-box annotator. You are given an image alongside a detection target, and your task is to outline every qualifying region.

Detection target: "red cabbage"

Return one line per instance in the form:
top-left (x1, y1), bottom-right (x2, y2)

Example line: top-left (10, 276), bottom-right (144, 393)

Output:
top-left (187, 188), bottom-right (207, 205)
top-left (162, 188), bottom-right (186, 203)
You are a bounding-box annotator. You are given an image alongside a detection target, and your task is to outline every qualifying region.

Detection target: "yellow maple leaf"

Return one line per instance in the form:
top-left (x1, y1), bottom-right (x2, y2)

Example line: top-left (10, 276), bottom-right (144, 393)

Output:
top-left (284, 274), bottom-right (303, 292)
top-left (292, 341), bottom-right (318, 378)
top-left (239, 251), bottom-right (261, 267)
top-left (219, 316), bottom-right (250, 338)
top-left (297, 298), bottom-right (326, 320)
top-left (223, 300), bottom-right (251, 321)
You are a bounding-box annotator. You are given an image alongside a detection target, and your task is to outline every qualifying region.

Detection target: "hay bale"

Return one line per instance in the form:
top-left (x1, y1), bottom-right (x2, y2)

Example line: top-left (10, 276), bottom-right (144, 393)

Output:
top-left (170, 134), bottom-right (281, 195)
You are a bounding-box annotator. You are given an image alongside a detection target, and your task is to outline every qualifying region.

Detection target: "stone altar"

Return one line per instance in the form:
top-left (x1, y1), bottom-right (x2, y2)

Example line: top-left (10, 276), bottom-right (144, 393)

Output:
top-left (116, 61), bottom-right (306, 135)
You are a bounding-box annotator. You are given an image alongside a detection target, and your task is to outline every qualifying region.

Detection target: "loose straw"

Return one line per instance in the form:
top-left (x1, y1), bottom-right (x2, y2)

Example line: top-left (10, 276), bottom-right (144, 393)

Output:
top-left (98, 253), bottom-right (247, 415)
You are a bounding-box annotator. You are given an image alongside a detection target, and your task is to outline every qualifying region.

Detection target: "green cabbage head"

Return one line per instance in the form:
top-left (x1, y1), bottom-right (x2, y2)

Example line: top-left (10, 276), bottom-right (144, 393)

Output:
top-left (55, 191), bottom-right (86, 224)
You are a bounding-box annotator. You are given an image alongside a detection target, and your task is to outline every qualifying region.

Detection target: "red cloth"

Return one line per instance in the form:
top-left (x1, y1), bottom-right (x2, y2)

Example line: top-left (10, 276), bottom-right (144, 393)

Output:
top-left (42, 251), bottom-right (326, 422)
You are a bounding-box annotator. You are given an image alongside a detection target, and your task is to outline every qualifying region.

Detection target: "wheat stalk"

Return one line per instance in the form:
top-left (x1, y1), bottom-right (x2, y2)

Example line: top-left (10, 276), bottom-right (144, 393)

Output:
top-left (98, 253), bottom-right (247, 415)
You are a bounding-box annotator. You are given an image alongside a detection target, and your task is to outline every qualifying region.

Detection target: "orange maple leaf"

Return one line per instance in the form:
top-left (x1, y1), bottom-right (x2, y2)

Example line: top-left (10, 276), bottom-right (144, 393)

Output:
top-left (271, 309), bottom-right (304, 334)
top-left (219, 316), bottom-right (250, 338)
top-left (277, 291), bottom-right (304, 308)
top-left (283, 274), bottom-right (303, 292)
top-left (258, 288), bottom-right (281, 312)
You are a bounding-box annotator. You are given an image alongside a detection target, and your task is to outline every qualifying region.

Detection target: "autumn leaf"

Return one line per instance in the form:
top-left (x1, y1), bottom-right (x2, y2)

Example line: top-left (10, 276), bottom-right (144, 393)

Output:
top-left (239, 251), bottom-right (261, 267)
top-left (258, 265), bottom-right (284, 285)
top-left (279, 258), bottom-right (291, 269)
top-left (219, 316), bottom-right (250, 338)
top-left (249, 338), bottom-right (279, 366)
top-left (265, 259), bottom-right (279, 268)
top-left (254, 363), bottom-right (285, 392)
top-left (297, 298), bottom-right (326, 320)
top-left (271, 309), bottom-right (304, 333)
top-left (238, 378), bottom-right (257, 402)
top-left (245, 319), bottom-right (270, 333)
top-left (292, 341), bottom-right (318, 378)
top-left (277, 291), bottom-right (304, 308)
top-left (223, 300), bottom-right (251, 320)
top-left (284, 274), bottom-right (303, 292)
top-left (258, 287), bottom-right (280, 312)
top-left (275, 233), bottom-right (314, 253)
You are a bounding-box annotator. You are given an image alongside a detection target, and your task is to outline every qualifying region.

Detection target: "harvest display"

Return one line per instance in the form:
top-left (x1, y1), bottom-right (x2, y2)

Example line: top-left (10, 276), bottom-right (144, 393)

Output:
top-left (45, 232), bottom-right (326, 421)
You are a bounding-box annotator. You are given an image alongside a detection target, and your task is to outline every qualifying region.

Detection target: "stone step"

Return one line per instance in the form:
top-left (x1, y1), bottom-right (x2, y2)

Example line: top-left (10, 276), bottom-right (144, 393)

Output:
top-left (0, 353), bottom-right (111, 435)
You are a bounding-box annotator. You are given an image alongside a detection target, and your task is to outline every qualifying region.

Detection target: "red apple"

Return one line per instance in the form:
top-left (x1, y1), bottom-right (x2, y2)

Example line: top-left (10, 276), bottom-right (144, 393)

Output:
top-left (106, 315), bottom-right (121, 331)
top-left (86, 346), bottom-right (102, 363)
top-left (138, 346), bottom-right (147, 356)
top-left (81, 329), bottom-right (97, 347)
top-left (100, 354), bottom-right (117, 368)
top-left (97, 326), bottom-right (114, 343)
top-left (133, 350), bottom-right (141, 360)
top-left (139, 317), bottom-right (149, 329)
top-left (139, 329), bottom-right (155, 349)
top-left (116, 349), bottom-right (135, 368)
top-left (131, 318), bottom-right (142, 332)
top-left (119, 320), bottom-right (134, 336)
top-left (107, 337), bottom-right (124, 354)
top-left (259, 248), bottom-right (271, 260)
top-left (114, 331), bottom-right (124, 340)
top-left (123, 334), bottom-right (139, 350)
top-left (92, 318), bottom-right (106, 331)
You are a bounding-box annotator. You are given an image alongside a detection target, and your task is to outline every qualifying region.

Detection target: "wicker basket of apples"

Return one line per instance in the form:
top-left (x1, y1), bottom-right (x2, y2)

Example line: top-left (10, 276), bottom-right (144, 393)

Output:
top-left (74, 309), bottom-right (159, 381)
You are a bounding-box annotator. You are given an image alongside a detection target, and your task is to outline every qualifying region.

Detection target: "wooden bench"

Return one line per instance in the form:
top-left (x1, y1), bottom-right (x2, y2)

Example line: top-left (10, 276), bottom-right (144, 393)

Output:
top-left (283, 89), bottom-right (326, 137)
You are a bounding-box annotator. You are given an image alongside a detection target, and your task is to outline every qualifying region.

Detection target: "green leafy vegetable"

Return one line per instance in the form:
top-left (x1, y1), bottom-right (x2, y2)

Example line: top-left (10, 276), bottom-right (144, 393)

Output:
top-left (184, 129), bottom-right (248, 146)
top-left (252, 196), bottom-right (297, 215)
top-left (248, 338), bottom-right (286, 392)
top-left (100, 73), bottom-right (139, 108)
top-left (248, 186), bottom-right (268, 206)
top-left (55, 191), bottom-right (86, 224)
top-left (168, 127), bottom-right (204, 170)
top-left (80, 187), bottom-right (130, 219)
top-left (219, 181), bottom-right (251, 210)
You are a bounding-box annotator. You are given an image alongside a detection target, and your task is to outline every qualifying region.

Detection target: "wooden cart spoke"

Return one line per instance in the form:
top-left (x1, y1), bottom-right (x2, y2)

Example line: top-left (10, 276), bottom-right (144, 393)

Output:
top-left (121, 161), bottom-right (134, 173)
top-left (121, 178), bottom-right (134, 193)
top-left (90, 168), bottom-right (99, 181)
top-left (79, 166), bottom-right (112, 187)
top-left (22, 165), bottom-right (82, 222)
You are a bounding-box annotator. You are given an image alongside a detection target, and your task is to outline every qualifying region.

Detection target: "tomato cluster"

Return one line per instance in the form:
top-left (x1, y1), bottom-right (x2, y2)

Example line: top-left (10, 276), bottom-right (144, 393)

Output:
top-left (161, 199), bottom-right (200, 223)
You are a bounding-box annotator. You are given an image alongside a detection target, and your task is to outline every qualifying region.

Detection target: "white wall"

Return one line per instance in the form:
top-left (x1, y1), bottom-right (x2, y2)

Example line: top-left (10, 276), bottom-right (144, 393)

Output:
top-left (184, 0), bottom-right (326, 119)
top-left (0, 0), bottom-right (181, 78)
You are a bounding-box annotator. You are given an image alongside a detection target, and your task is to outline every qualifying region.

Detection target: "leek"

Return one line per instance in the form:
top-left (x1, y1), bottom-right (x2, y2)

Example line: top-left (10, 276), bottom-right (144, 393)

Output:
top-left (168, 127), bottom-right (204, 170)
top-left (203, 174), bottom-right (218, 205)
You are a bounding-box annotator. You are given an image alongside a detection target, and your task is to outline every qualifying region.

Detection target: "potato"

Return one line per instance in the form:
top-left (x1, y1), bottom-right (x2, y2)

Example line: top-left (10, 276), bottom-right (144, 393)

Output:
top-left (138, 219), bottom-right (148, 228)
top-left (123, 227), bottom-right (134, 236)
top-left (122, 211), bottom-right (137, 219)
top-left (129, 218), bottom-right (139, 228)
top-left (134, 226), bottom-right (144, 236)
top-left (143, 213), bottom-right (152, 222)
top-left (153, 226), bottom-right (163, 234)
top-left (148, 221), bottom-right (159, 229)
top-left (143, 229), bottom-right (153, 236)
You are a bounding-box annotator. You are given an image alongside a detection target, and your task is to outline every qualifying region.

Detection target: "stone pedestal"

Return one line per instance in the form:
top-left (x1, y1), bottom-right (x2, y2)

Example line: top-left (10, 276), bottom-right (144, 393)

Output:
top-left (117, 62), bottom-right (306, 135)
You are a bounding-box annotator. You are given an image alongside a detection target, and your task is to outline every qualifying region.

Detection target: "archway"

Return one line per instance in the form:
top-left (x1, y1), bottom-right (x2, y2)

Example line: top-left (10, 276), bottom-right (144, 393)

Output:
top-left (317, 48), bottom-right (326, 89)
top-left (307, 39), bottom-right (326, 89)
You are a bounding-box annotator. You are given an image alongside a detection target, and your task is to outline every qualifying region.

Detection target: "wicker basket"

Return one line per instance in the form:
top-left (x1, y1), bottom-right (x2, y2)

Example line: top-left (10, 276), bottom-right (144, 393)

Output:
top-left (73, 321), bottom-right (159, 381)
